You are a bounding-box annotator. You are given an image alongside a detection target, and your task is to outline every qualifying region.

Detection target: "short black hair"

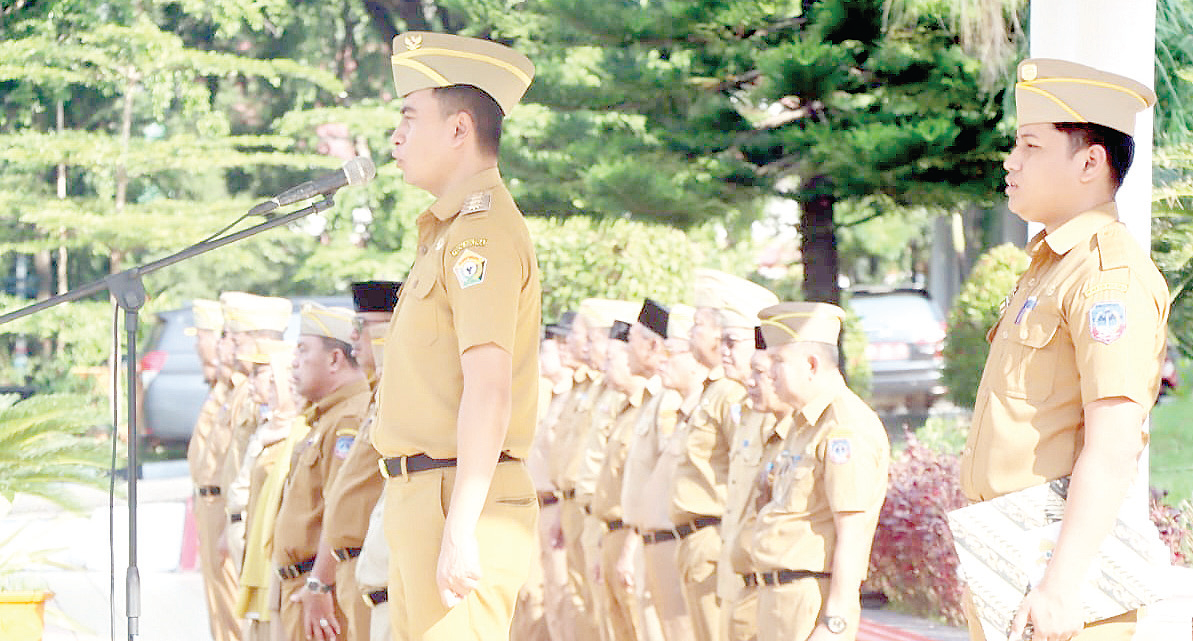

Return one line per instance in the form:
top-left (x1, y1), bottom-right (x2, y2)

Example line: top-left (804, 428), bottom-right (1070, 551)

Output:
top-left (432, 85), bottom-right (504, 157)
top-left (319, 336), bottom-right (358, 369)
top-left (1053, 122), bottom-right (1135, 190)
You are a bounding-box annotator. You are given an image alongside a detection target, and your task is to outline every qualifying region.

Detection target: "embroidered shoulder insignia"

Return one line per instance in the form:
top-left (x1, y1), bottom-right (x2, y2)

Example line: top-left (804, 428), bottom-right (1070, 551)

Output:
top-left (1089, 301), bottom-right (1127, 344)
top-left (459, 192), bottom-right (492, 216)
top-left (450, 238), bottom-right (488, 257)
top-left (1083, 281), bottom-right (1129, 297)
top-left (827, 438), bottom-right (852, 464)
top-left (453, 248), bottom-right (487, 288)
top-left (404, 34), bottom-right (422, 50)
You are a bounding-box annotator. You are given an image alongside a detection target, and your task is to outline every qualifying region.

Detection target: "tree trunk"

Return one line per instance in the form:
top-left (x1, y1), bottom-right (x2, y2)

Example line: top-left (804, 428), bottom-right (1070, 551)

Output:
top-left (798, 175), bottom-right (840, 305)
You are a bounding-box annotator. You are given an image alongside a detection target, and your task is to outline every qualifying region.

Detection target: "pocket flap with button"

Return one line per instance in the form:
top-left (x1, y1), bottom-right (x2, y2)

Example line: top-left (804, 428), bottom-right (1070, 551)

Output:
top-left (1012, 311), bottom-right (1060, 348)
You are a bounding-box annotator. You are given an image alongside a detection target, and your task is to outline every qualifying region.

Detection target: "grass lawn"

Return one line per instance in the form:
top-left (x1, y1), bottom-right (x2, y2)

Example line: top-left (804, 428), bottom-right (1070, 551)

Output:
top-left (1151, 380), bottom-right (1193, 505)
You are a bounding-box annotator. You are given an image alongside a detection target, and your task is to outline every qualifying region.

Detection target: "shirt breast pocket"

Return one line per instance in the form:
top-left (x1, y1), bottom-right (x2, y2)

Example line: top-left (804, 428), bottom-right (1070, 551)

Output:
top-left (398, 271), bottom-right (440, 346)
top-left (1003, 310), bottom-right (1060, 401)
top-left (777, 460), bottom-right (816, 511)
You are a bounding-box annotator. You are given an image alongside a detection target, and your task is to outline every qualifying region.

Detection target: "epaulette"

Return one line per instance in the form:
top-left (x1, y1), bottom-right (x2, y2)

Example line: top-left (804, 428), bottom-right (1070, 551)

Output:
top-left (459, 191), bottom-right (492, 216)
top-left (1095, 223), bottom-right (1131, 271)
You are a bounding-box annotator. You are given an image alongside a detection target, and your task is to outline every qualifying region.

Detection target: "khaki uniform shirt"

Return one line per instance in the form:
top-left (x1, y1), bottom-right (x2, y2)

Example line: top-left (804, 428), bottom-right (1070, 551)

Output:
top-left (528, 375), bottom-right (573, 493)
top-left (728, 413), bottom-right (792, 577)
top-left (960, 205), bottom-right (1169, 501)
top-left (631, 384), bottom-right (684, 531)
top-left (620, 378), bottom-right (667, 527)
top-left (750, 381), bottom-right (889, 573)
top-left (667, 367), bottom-right (747, 523)
top-left (323, 390), bottom-right (383, 550)
top-left (590, 384), bottom-right (648, 523)
top-left (217, 376), bottom-right (261, 496)
top-left (188, 379), bottom-right (229, 487)
top-left (273, 379), bottom-right (371, 566)
top-left (569, 385), bottom-right (627, 505)
top-left (547, 368), bottom-right (601, 491)
top-left (373, 168), bottom-right (542, 460)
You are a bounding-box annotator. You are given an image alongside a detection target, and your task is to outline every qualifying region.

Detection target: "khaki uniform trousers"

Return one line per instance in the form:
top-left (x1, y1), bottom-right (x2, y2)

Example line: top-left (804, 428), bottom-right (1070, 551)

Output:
top-left (384, 462), bottom-right (538, 640)
top-left (196, 493), bottom-right (242, 641)
top-left (725, 586), bottom-right (757, 641)
top-left (756, 576), bottom-right (830, 641)
top-left (535, 503), bottom-right (571, 641)
top-left (509, 534), bottom-right (550, 641)
top-left (597, 527), bottom-right (642, 641)
top-left (336, 557), bottom-right (371, 641)
top-left (280, 575), bottom-right (349, 641)
top-left (963, 591), bottom-right (1137, 641)
top-left (675, 526), bottom-right (720, 641)
top-left (642, 538), bottom-right (695, 641)
top-left (561, 498), bottom-right (602, 640)
top-left (370, 602), bottom-right (391, 641)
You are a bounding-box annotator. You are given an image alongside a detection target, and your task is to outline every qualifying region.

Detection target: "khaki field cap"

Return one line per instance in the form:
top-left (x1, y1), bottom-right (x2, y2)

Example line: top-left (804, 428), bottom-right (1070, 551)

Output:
top-left (238, 338), bottom-right (292, 365)
top-left (299, 303), bottom-right (356, 344)
top-left (220, 292), bottom-right (292, 333)
top-left (391, 31), bottom-right (535, 115)
top-left (691, 268), bottom-right (779, 329)
top-left (1015, 58), bottom-right (1156, 136)
top-left (758, 302), bottom-right (846, 348)
top-left (189, 299), bottom-right (223, 333)
top-left (667, 304), bottom-right (696, 340)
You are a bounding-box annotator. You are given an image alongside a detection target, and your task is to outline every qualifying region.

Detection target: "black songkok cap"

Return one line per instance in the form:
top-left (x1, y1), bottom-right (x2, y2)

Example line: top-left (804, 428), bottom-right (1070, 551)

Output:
top-left (637, 298), bottom-right (669, 339)
top-left (754, 325), bottom-right (766, 351)
top-left (544, 323), bottom-right (569, 339)
top-left (609, 320), bottom-right (631, 342)
top-left (351, 281), bottom-right (403, 313)
top-left (559, 311), bottom-right (576, 330)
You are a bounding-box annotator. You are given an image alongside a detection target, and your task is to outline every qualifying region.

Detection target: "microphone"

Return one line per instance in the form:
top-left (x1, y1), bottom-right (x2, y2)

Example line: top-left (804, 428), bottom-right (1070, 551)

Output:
top-left (249, 156), bottom-right (376, 216)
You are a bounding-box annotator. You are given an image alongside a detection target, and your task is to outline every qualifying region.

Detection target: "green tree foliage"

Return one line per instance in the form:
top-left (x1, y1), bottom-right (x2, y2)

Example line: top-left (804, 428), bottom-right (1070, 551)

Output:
top-left (454, 0), bottom-right (1012, 305)
top-left (941, 243), bottom-right (1028, 408)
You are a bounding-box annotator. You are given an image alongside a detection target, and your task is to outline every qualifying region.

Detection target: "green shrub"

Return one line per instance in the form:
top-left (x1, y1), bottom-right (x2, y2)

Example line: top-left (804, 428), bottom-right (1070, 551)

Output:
top-left (942, 243), bottom-right (1029, 408)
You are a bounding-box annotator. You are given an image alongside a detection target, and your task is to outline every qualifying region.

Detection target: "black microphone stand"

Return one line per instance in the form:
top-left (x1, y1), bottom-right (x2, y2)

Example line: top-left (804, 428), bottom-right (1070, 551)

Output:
top-left (0, 196), bottom-right (336, 640)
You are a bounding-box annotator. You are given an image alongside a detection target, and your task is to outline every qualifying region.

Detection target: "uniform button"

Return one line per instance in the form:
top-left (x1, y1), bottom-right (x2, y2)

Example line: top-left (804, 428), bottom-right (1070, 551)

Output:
top-left (1001, 331), bottom-right (1008, 339)
top-left (419, 245), bottom-right (427, 255)
top-left (410, 278), bottom-right (419, 288)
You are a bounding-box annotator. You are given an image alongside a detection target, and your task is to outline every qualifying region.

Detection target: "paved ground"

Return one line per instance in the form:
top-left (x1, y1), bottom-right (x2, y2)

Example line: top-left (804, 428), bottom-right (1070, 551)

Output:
top-left (1, 460), bottom-right (973, 641)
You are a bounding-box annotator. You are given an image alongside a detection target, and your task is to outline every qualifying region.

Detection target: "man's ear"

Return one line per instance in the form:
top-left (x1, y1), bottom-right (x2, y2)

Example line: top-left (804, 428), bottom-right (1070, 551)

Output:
top-left (1078, 143), bottom-right (1110, 185)
top-left (450, 110), bottom-right (474, 149)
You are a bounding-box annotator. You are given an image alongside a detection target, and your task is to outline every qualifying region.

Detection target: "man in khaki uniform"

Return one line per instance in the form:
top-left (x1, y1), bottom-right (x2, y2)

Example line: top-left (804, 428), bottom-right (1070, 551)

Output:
top-left (662, 270), bottom-right (756, 641)
top-left (372, 31), bottom-right (541, 640)
top-left (218, 292), bottom-right (292, 574)
top-left (275, 303), bottom-right (371, 641)
top-left (723, 329), bottom-right (792, 641)
top-left (749, 302), bottom-right (890, 641)
top-left (314, 281), bottom-right (401, 641)
top-left (960, 59), bottom-right (1167, 641)
top-left (186, 298), bottom-right (241, 641)
top-left (639, 303), bottom-right (699, 641)
top-left (590, 320), bottom-right (649, 641)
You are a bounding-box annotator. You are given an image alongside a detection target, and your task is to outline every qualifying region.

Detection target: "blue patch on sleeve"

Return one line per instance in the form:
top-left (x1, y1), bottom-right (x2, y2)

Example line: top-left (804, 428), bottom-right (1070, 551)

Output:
top-left (334, 435), bottom-right (355, 459)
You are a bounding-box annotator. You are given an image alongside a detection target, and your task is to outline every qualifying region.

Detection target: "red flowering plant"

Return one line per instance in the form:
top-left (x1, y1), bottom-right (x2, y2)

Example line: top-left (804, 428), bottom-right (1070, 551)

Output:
top-left (1150, 489), bottom-right (1193, 567)
top-left (867, 431), bottom-right (969, 624)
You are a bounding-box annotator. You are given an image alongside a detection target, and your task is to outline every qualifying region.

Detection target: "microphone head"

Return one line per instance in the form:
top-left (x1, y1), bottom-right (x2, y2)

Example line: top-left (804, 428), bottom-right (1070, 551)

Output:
top-left (343, 156), bottom-right (376, 186)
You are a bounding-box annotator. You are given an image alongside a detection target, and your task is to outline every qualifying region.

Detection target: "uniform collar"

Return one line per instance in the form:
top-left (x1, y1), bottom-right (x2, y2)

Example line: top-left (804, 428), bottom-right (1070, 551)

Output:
top-left (625, 378), bottom-right (648, 408)
top-left (644, 375), bottom-right (663, 397)
top-left (428, 167), bottom-right (502, 221)
top-left (304, 378), bottom-right (370, 424)
top-left (1041, 203), bottom-right (1119, 256)
top-left (795, 378), bottom-right (846, 430)
top-left (772, 413), bottom-right (793, 441)
top-left (552, 375), bottom-right (574, 395)
top-left (705, 364), bottom-right (725, 384)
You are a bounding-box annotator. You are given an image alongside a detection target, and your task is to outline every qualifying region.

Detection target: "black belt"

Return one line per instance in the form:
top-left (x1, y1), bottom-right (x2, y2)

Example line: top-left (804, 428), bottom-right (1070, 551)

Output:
top-left (229, 512), bottom-right (243, 523)
top-left (562, 488), bottom-right (576, 500)
top-left (380, 452), bottom-right (517, 479)
top-left (605, 518), bottom-right (625, 532)
top-left (537, 491), bottom-right (560, 507)
top-left (362, 589), bottom-right (388, 607)
top-left (197, 485), bottom-right (221, 497)
top-left (277, 557), bottom-right (316, 580)
top-left (333, 547), bottom-right (362, 562)
top-left (642, 516), bottom-right (721, 545)
top-left (742, 569), bottom-right (831, 588)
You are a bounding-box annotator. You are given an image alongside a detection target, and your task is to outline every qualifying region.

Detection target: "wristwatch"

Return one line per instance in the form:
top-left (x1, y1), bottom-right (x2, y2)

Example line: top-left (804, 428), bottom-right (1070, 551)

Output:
top-left (305, 577), bottom-right (334, 594)
top-left (821, 615), bottom-right (847, 634)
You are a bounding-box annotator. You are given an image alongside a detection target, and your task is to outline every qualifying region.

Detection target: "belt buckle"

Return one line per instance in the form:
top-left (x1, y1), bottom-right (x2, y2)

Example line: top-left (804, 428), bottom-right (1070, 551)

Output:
top-left (761, 571), bottom-right (777, 587)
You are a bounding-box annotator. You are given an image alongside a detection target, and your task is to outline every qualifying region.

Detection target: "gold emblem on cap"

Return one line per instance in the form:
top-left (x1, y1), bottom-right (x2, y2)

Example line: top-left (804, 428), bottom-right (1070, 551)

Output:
top-left (1021, 63), bottom-right (1038, 82)
top-left (404, 35), bottom-right (423, 51)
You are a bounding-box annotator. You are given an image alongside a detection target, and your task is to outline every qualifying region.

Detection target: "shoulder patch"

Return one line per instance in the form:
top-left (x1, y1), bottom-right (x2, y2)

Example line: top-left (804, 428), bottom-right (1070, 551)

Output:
top-left (827, 438), bottom-right (852, 464)
top-left (333, 434), bottom-right (355, 459)
top-left (459, 192), bottom-right (492, 216)
top-left (450, 238), bottom-right (488, 257)
top-left (453, 249), bottom-right (487, 288)
top-left (1096, 224), bottom-right (1131, 271)
top-left (1083, 280), bottom-right (1129, 297)
top-left (1089, 301), bottom-right (1127, 344)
